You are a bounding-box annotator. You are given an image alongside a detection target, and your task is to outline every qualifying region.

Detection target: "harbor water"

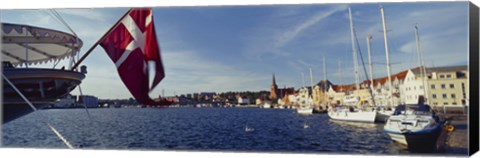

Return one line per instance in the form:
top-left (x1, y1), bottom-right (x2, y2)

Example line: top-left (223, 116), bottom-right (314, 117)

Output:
top-left (0, 108), bottom-right (431, 154)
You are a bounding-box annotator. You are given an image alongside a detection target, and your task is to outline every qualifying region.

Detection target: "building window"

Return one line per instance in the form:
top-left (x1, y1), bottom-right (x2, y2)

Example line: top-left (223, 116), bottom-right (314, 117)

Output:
top-left (432, 94), bottom-right (437, 99)
top-left (450, 84), bottom-right (454, 89)
top-left (433, 102), bottom-right (438, 105)
top-left (419, 85), bottom-right (423, 89)
top-left (440, 74), bottom-right (445, 78)
top-left (441, 84), bottom-right (446, 89)
top-left (414, 86), bottom-right (416, 90)
top-left (443, 102), bottom-right (448, 105)
top-left (452, 102), bottom-right (457, 105)
top-left (451, 94), bottom-right (456, 98)
top-left (431, 84), bottom-right (435, 89)
top-left (446, 74), bottom-right (452, 78)
top-left (442, 94), bottom-right (447, 99)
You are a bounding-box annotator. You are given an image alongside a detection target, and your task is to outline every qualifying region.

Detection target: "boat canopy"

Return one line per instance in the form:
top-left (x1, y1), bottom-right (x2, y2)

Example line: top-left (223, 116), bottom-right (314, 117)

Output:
top-left (1, 23), bottom-right (83, 66)
top-left (393, 104), bottom-right (432, 115)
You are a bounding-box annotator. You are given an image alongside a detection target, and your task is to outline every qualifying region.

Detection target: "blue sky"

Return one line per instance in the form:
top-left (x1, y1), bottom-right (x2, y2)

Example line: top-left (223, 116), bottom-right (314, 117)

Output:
top-left (0, 2), bottom-right (469, 99)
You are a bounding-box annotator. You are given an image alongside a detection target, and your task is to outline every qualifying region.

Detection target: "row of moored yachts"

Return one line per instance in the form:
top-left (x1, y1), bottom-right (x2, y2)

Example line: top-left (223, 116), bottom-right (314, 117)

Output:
top-left (289, 95), bottom-right (445, 152)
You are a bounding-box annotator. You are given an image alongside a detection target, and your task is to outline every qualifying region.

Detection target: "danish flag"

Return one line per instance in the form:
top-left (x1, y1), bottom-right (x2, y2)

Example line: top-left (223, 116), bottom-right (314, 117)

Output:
top-left (100, 8), bottom-right (170, 105)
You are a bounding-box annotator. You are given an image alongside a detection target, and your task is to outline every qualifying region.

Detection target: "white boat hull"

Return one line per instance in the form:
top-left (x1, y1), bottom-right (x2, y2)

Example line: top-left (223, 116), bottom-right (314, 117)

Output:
top-left (297, 107), bottom-right (313, 115)
top-left (328, 110), bottom-right (377, 123)
top-left (383, 109), bottom-right (444, 152)
top-left (386, 133), bottom-right (407, 145)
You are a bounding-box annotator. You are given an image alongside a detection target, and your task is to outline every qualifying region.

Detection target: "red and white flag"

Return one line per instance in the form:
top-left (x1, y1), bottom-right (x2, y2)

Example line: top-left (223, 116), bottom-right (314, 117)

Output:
top-left (100, 8), bottom-right (170, 105)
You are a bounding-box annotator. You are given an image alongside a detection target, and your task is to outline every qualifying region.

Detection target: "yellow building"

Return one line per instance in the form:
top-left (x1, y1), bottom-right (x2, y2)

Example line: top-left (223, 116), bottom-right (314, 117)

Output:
top-left (425, 66), bottom-right (468, 107)
top-left (312, 80), bottom-right (331, 105)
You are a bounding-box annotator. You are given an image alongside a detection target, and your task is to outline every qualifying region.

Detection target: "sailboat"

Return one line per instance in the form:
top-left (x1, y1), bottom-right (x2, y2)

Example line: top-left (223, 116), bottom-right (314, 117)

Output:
top-left (383, 19), bottom-right (445, 152)
top-left (296, 70), bottom-right (313, 115)
top-left (1, 23), bottom-right (86, 124)
top-left (366, 33), bottom-right (393, 123)
top-left (313, 56), bottom-right (329, 113)
top-left (296, 88), bottom-right (314, 115)
top-left (327, 7), bottom-right (377, 123)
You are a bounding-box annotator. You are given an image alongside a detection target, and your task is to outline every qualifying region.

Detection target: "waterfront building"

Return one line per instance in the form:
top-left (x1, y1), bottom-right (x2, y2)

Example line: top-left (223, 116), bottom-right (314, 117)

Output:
top-left (399, 65), bottom-right (468, 107)
top-left (78, 95), bottom-right (99, 108)
top-left (287, 93), bottom-right (298, 106)
top-left (369, 70), bottom-right (407, 106)
top-left (324, 69), bottom-right (406, 107)
top-left (312, 80), bottom-right (332, 105)
top-left (278, 87), bottom-right (295, 99)
top-left (425, 66), bottom-right (468, 107)
top-left (320, 65), bottom-right (466, 108)
top-left (327, 84), bottom-right (350, 105)
top-left (193, 93), bottom-right (199, 101)
top-left (400, 66), bottom-right (428, 105)
top-left (237, 96), bottom-right (250, 105)
top-left (255, 98), bottom-right (263, 105)
top-left (200, 92), bottom-right (216, 101)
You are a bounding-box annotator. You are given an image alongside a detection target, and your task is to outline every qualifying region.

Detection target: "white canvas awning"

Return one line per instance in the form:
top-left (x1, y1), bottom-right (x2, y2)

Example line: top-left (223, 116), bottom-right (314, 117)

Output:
top-left (1, 23), bottom-right (83, 66)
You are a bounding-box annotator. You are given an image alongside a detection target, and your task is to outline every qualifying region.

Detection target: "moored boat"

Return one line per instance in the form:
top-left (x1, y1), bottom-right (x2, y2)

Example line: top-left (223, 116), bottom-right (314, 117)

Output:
top-left (328, 105), bottom-right (377, 123)
top-left (374, 106), bottom-right (394, 123)
top-left (2, 23), bottom-right (86, 124)
top-left (383, 99), bottom-right (445, 152)
top-left (296, 87), bottom-right (313, 115)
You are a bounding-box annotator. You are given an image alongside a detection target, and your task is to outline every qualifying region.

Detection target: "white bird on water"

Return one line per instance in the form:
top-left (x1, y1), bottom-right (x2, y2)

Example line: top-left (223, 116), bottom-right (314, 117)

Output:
top-left (303, 123), bottom-right (309, 129)
top-left (245, 125), bottom-right (254, 132)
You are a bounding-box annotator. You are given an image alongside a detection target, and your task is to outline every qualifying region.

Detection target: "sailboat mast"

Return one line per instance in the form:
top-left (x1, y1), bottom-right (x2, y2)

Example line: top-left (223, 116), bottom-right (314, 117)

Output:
top-left (309, 66), bottom-right (314, 91)
top-left (301, 72), bottom-right (306, 88)
top-left (367, 35), bottom-right (375, 106)
top-left (323, 56), bottom-right (328, 105)
top-left (338, 60), bottom-right (343, 85)
top-left (309, 66), bottom-right (315, 102)
top-left (338, 60), bottom-right (343, 86)
top-left (348, 7), bottom-right (360, 99)
top-left (323, 56), bottom-right (327, 82)
top-left (380, 6), bottom-right (395, 107)
top-left (415, 24), bottom-right (428, 104)
top-left (367, 35), bottom-right (374, 90)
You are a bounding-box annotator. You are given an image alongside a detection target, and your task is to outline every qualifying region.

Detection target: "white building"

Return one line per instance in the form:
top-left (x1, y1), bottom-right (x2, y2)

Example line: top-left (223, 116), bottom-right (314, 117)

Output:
top-left (237, 96), bottom-right (250, 105)
top-left (400, 67), bottom-right (428, 104)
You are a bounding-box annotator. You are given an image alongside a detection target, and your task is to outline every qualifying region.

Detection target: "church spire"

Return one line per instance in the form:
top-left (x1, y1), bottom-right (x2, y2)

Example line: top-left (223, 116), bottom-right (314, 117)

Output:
top-left (269, 73), bottom-right (279, 100)
top-left (272, 73), bottom-right (276, 86)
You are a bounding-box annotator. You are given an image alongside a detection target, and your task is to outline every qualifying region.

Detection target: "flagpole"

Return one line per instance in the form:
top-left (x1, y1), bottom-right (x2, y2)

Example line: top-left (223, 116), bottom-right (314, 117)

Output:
top-left (71, 8), bottom-right (133, 70)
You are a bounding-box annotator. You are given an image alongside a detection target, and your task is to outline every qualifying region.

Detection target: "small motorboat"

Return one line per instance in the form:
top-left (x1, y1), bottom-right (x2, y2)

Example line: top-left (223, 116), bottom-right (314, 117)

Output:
top-left (383, 96), bottom-right (445, 152)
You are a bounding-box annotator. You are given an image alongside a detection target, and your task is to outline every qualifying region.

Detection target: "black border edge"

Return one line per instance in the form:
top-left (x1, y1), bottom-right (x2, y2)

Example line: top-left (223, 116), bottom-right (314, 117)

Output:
top-left (469, 1), bottom-right (479, 156)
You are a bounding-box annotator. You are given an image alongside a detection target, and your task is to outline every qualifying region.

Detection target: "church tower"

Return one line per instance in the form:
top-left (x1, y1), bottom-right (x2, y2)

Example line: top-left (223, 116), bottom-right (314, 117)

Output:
top-left (269, 73), bottom-right (279, 100)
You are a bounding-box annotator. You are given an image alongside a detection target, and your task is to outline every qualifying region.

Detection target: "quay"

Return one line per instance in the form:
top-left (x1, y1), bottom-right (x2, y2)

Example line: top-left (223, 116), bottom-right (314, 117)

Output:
top-left (437, 110), bottom-right (469, 155)
top-left (443, 115), bottom-right (468, 155)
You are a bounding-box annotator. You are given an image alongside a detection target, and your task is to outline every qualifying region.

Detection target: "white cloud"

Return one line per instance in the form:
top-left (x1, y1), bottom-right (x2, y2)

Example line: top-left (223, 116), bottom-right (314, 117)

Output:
top-left (273, 5), bottom-right (348, 48)
top-left (243, 5), bottom-right (348, 60)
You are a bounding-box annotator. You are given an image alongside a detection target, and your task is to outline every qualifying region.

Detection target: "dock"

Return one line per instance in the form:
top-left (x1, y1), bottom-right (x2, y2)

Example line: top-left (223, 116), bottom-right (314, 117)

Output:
top-left (437, 114), bottom-right (469, 155)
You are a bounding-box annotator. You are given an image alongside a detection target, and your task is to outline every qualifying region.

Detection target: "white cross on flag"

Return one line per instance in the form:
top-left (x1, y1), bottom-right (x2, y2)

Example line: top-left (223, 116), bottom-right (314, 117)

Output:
top-left (100, 8), bottom-right (169, 105)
